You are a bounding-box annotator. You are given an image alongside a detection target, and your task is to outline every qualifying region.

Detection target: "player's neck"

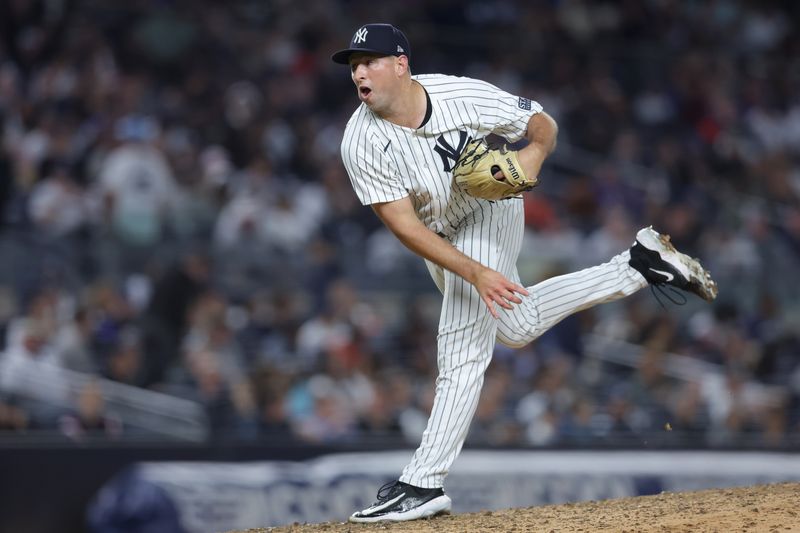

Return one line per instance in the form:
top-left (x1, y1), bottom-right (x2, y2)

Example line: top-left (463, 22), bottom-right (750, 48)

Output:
top-left (379, 79), bottom-right (427, 129)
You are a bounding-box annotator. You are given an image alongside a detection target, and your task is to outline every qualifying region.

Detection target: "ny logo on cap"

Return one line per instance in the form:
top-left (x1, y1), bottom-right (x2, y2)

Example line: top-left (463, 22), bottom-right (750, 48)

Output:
top-left (354, 27), bottom-right (368, 44)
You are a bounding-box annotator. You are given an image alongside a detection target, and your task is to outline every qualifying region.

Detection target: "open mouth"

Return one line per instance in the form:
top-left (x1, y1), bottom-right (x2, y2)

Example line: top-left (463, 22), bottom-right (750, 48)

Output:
top-left (359, 86), bottom-right (372, 98)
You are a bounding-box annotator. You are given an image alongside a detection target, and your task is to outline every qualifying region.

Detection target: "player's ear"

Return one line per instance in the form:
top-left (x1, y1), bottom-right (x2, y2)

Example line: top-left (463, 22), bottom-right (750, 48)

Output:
top-left (396, 55), bottom-right (409, 76)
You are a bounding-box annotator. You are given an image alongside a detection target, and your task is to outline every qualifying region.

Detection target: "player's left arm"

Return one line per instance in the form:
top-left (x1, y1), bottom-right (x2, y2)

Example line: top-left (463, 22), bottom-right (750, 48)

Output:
top-left (515, 111), bottom-right (558, 182)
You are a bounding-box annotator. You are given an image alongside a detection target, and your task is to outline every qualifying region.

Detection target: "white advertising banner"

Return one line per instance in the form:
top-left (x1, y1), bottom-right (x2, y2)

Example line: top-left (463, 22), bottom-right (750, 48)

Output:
top-left (94, 451), bottom-right (800, 532)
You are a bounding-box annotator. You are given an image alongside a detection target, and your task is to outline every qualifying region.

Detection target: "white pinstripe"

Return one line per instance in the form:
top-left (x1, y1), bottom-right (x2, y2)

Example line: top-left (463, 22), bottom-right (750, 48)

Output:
top-left (340, 74), bottom-right (648, 490)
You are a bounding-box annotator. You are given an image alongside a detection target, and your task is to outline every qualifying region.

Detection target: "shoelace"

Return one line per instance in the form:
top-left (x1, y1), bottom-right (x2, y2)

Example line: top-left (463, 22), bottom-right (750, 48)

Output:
top-left (376, 480), bottom-right (402, 502)
top-left (650, 283), bottom-right (687, 308)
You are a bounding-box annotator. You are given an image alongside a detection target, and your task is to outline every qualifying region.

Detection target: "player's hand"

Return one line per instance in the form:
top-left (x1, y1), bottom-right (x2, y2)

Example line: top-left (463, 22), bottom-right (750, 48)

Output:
top-left (473, 267), bottom-right (529, 319)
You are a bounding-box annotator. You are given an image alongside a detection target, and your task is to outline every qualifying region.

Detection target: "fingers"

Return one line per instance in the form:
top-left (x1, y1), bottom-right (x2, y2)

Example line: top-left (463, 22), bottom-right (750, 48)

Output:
top-left (513, 284), bottom-right (530, 297)
top-left (499, 283), bottom-right (529, 305)
top-left (503, 289), bottom-right (523, 305)
top-left (499, 292), bottom-right (520, 306)
top-left (482, 294), bottom-right (513, 320)
top-left (476, 270), bottom-right (529, 318)
top-left (484, 288), bottom-right (528, 318)
top-left (483, 297), bottom-right (499, 319)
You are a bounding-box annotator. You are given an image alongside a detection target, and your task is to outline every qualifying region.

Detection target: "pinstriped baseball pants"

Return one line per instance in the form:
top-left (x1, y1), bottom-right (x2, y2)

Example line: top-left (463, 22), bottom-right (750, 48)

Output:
top-left (400, 199), bottom-right (648, 489)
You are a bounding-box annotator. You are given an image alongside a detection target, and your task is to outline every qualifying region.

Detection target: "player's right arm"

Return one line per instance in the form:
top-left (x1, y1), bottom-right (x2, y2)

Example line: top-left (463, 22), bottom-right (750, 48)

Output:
top-left (339, 112), bottom-right (527, 316)
top-left (371, 196), bottom-right (528, 318)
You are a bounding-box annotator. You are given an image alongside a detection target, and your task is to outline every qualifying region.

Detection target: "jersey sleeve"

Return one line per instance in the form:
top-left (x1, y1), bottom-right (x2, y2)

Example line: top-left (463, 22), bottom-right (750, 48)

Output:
top-left (472, 80), bottom-right (543, 143)
top-left (340, 116), bottom-right (408, 206)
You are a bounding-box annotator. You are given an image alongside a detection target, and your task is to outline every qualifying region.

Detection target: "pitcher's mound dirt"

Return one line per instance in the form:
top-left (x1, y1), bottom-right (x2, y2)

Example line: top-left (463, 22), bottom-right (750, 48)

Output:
top-left (229, 482), bottom-right (800, 533)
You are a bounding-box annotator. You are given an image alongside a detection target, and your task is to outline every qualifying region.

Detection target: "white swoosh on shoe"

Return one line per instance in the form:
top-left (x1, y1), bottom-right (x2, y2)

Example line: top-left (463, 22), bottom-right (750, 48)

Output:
top-left (649, 268), bottom-right (675, 282)
top-left (363, 493), bottom-right (406, 515)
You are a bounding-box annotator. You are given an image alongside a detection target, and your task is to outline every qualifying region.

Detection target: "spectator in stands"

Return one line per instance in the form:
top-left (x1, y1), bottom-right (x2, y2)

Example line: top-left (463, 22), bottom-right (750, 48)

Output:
top-left (171, 292), bottom-right (258, 437)
top-left (58, 380), bottom-right (123, 441)
top-left (0, 317), bottom-right (68, 426)
top-left (94, 115), bottom-right (179, 275)
top-left (516, 357), bottom-right (574, 446)
top-left (3, 318), bottom-right (60, 371)
top-left (467, 367), bottom-right (522, 446)
top-left (28, 161), bottom-right (90, 239)
top-left (235, 289), bottom-right (304, 370)
top-left (603, 385), bottom-right (639, 441)
top-left (213, 156), bottom-right (276, 250)
top-left (379, 367), bottom-right (431, 445)
top-left (295, 279), bottom-right (358, 371)
top-left (357, 388), bottom-right (403, 438)
top-left (141, 250), bottom-right (211, 386)
top-left (102, 326), bottom-right (147, 387)
top-left (561, 397), bottom-right (602, 445)
top-left (250, 365), bottom-right (293, 439)
top-left (55, 307), bottom-right (97, 373)
top-left (669, 381), bottom-right (711, 441)
top-left (291, 374), bottom-right (357, 443)
top-left (0, 397), bottom-right (29, 432)
top-left (87, 281), bottom-right (137, 362)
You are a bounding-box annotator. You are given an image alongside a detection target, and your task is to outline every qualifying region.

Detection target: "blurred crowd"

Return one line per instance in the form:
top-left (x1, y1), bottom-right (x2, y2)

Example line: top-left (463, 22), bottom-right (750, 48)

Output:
top-left (0, 0), bottom-right (799, 448)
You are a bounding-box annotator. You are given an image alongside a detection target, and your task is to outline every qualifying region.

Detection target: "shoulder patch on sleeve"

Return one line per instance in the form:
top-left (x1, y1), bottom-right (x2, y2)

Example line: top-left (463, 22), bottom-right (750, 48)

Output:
top-left (518, 97), bottom-right (532, 111)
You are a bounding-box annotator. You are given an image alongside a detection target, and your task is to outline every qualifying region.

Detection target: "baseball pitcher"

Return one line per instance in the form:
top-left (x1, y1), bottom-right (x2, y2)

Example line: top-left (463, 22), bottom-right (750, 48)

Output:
top-left (333, 23), bottom-right (717, 522)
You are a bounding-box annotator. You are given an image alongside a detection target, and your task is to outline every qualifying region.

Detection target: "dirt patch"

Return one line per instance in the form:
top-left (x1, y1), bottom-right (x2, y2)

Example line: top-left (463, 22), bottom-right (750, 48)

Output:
top-left (228, 482), bottom-right (800, 533)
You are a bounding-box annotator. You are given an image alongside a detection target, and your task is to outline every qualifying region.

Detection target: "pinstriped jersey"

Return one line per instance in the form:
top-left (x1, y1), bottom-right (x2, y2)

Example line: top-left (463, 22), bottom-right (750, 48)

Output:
top-left (340, 74), bottom-right (543, 236)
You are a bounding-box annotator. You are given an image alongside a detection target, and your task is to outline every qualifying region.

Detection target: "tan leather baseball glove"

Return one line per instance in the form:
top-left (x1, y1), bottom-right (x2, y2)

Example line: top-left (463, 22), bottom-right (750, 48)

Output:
top-left (452, 139), bottom-right (538, 201)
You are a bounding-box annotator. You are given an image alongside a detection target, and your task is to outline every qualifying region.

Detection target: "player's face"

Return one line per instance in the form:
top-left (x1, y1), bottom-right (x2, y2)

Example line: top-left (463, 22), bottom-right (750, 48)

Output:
top-left (349, 53), bottom-right (401, 111)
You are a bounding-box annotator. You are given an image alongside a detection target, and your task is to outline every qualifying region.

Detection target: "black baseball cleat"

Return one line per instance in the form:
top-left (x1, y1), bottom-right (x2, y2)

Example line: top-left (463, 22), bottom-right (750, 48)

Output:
top-left (349, 480), bottom-right (452, 523)
top-left (629, 226), bottom-right (718, 302)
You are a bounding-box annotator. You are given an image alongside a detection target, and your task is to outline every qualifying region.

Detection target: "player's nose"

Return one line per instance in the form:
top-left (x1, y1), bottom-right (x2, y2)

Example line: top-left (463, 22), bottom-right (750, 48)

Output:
top-left (352, 63), bottom-right (368, 78)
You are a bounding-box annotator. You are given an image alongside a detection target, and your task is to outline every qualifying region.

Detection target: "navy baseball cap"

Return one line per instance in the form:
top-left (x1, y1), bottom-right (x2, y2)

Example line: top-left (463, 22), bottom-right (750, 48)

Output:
top-left (331, 23), bottom-right (411, 65)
